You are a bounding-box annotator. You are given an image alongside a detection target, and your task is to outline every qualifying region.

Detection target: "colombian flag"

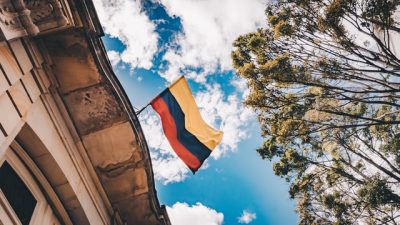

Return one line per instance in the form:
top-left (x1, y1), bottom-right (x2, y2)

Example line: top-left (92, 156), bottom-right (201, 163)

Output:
top-left (151, 76), bottom-right (223, 173)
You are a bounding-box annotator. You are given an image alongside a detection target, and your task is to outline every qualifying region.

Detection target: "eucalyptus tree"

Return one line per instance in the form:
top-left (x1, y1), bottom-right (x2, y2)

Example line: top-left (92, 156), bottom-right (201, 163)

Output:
top-left (232, 0), bottom-right (400, 224)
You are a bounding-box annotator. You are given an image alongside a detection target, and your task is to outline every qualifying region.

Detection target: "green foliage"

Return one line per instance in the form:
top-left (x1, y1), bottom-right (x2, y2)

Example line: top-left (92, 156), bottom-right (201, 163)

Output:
top-left (325, 0), bottom-right (349, 26)
top-left (232, 0), bottom-right (400, 224)
top-left (268, 7), bottom-right (295, 37)
top-left (257, 138), bottom-right (282, 160)
top-left (363, 0), bottom-right (399, 28)
top-left (357, 177), bottom-right (399, 208)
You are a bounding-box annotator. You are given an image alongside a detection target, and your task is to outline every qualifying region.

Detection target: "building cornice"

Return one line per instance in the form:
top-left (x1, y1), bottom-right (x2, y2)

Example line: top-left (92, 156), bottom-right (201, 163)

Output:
top-left (13, 0), bottom-right (172, 224)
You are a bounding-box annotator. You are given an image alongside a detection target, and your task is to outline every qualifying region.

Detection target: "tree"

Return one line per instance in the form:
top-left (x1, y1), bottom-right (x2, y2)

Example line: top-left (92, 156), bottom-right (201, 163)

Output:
top-left (232, 0), bottom-right (400, 224)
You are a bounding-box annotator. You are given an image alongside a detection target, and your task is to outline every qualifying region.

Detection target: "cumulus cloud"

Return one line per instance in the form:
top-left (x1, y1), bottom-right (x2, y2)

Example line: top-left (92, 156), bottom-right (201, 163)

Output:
top-left (167, 202), bottom-right (224, 225)
top-left (238, 210), bottom-right (257, 224)
top-left (96, 0), bottom-right (261, 184)
top-left (231, 77), bottom-right (251, 98)
top-left (140, 83), bottom-right (253, 184)
top-left (157, 0), bottom-right (266, 82)
top-left (195, 84), bottom-right (253, 159)
top-left (107, 50), bottom-right (121, 67)
top-left (93, 0), bottom-right (159, 69)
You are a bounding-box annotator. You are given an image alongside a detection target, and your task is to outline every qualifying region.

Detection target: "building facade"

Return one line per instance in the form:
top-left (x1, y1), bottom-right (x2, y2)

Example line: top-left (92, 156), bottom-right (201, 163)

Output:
top-left (0, 1), bottom-right (170, 225)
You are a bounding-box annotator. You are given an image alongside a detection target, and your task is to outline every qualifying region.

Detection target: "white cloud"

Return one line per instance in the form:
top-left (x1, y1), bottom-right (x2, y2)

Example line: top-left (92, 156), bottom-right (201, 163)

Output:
top-left (96, 0), bottom-right (259, 184)
top-left (107, 50), bottom-right (121, 67)
top-left (167, 202), bottom-right (224, 225)
top-left (231, 77), bottom-right (250, 98)
top-left (195, 84), bottom-right (253, 159)
top-left (238, 210), bottom-right (257, 224)
top-left (93, 0), bottom-right (159, 69)
top-left (157, 0), bottom-right (266, 82)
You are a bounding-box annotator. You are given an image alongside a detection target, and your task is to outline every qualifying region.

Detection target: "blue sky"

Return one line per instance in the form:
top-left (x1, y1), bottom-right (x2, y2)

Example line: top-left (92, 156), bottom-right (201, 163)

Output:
top-left (94, 0), bottom-right (298, 224)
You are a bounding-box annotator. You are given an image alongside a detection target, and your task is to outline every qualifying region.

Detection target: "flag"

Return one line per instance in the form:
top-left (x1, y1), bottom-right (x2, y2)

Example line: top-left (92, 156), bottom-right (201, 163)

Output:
top-left (151, 76), bottom-right (223, 173)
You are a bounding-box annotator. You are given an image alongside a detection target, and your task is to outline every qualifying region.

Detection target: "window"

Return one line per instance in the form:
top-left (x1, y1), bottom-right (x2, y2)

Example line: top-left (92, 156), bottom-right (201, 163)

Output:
top-left (0, 161), bottom-right (37, 225)
top-left (0, 145), bottom-right (64, 225)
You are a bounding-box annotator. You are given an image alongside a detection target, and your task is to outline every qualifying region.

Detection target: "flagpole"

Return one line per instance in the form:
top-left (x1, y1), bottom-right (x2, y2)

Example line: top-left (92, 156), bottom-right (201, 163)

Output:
top-left (136, 103), bottom-right (150, 115)
top-left (135, 75), bottom-right (185, 116)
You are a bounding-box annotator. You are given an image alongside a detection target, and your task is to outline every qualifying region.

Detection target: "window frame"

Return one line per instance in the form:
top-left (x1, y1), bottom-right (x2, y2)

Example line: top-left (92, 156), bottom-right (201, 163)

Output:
top-left (0, 148), bottom-right (47, 225)
top-left (0, 188), bottom-right (21, 225)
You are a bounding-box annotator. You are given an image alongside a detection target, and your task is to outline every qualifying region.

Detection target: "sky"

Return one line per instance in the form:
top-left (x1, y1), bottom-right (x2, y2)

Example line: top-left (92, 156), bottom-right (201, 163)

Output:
top-left (93, 0), bottom-right (298, 224)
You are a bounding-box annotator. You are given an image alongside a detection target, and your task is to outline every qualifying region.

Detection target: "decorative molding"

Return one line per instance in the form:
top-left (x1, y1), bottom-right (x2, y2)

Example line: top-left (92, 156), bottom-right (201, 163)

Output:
top-left (14, 0), bottom-right (40, 35)
top-left (25, 0), bottom-right (69, 31)
top-left (10, 142), bottom-right (74, 225)
top-left (0, 0), bottom-right (71, 41)
top-left (26, 0), bottom-right (54, 24)
top-left (0, 0), bottom-right (28, 40)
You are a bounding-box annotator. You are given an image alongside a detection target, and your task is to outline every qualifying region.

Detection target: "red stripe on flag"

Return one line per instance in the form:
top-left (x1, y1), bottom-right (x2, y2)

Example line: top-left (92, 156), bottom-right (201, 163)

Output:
top-left (151, 96), bottom-right (201, 171)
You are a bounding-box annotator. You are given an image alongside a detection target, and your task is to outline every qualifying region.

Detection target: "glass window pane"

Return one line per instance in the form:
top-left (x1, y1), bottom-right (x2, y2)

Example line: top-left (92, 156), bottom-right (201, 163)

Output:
top-left (0, 161), bottom-right (37, 225)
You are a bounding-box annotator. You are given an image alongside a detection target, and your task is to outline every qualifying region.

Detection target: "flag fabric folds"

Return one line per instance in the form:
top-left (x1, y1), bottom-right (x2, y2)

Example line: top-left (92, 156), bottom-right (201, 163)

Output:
top-left (151, 76), bottom-right (223, 173)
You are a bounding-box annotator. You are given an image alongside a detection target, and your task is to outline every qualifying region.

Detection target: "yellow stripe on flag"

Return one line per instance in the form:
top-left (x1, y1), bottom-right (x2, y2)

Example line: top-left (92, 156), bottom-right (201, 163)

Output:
top-left (168, 76), bottom-right (223, 150)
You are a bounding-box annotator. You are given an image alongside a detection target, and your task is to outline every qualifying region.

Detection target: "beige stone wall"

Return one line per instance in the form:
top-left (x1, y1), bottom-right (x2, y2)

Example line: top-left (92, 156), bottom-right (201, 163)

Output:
top-left (0, 1), bottom-right (171, 224)
top-left (0, 38), bottom-right (112, 225)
